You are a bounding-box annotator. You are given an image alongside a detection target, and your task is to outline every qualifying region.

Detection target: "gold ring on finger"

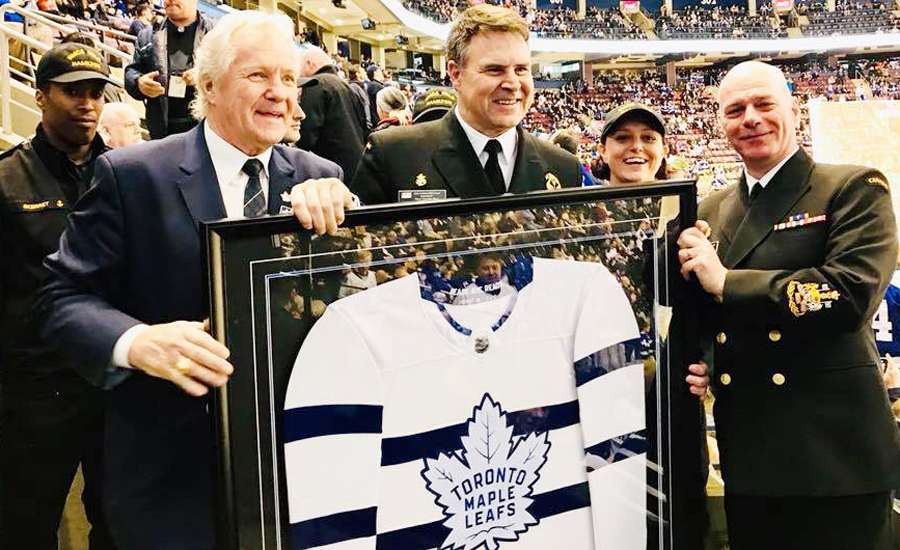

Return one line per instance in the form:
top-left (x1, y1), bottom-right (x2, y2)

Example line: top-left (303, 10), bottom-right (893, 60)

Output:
top-left (174, 356), bottom-right (192, 374)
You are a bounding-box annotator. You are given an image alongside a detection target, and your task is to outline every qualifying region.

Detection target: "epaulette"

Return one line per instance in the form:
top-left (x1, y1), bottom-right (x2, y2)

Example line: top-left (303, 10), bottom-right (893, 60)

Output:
top-left (0, 142), bottom-right (25, 161)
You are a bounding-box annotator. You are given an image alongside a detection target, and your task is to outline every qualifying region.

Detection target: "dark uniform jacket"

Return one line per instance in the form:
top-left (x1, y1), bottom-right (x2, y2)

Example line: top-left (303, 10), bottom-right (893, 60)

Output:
top-left (351, 109), bottom-right (583, 204)
top-left (700, 148), bottom-right (900, 496)
top-left (298, 65), bottom-right (367, 183)
top-left (124, 14), bottom-right (215, 140)
top-left (0, 125), bottom-right (107, 382)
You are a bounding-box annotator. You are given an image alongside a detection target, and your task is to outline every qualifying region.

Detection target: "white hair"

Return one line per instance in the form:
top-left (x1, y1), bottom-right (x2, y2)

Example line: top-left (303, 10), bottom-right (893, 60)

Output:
top-left (99, 101), bottom-right (138, 126)
top-left (190, 11), bottom-right (297, 120)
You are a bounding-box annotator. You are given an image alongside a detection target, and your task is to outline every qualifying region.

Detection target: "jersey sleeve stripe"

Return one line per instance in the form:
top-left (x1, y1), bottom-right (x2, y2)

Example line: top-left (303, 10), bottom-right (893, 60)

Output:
top-left (574, 342), bottom-right (640, 387)
top-left (284, 405), bottom-right (383, 443)
top-left (291, 506), bottom-right (377, 549)
top-left (585, 428), bottom-right (649, 467)
top-left (380, 400), bottom-right (580, 467)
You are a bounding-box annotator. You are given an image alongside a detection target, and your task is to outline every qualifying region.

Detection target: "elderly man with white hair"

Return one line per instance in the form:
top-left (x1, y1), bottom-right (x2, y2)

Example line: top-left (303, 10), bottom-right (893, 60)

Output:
top-left (97, 101), bottom-right (143, 148)
top-left (296, 46), bottom-right (368, 181)
top-left (39, 11), bottom-right (353, 549)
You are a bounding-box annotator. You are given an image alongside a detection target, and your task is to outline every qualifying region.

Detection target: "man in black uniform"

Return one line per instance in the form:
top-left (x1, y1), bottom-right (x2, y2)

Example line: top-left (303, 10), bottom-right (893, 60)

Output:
top-left (124, 0), bottom-right (214, 139)
top-left (297, 47), bottom-right (367, 182)
top-left (678, 60), bottom-right (900, 549)
top-left (351, 4), bottom-right (582, 204)
top-left (0, 42), bottom-right (117, 549)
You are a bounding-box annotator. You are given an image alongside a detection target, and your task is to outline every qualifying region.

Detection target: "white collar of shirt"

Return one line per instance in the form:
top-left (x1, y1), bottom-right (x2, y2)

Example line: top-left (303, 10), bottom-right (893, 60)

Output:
top-left (745, 145), bottom-right (799, 196)
top-left (203, 121), bottom-right (274, 219)
top-left (455, 109), bottom-right (518, 191)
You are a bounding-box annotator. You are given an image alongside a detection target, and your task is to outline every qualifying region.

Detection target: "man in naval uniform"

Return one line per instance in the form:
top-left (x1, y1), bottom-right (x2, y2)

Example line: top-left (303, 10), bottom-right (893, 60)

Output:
top-left (678, 60), bottom-right (900, 549)
top-left (350, 4), bottom-right (582, 204)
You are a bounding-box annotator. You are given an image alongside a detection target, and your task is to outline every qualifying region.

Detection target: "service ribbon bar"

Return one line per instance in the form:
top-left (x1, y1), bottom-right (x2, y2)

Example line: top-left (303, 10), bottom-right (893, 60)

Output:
top-left (774, 213), bottom-right (827, 231)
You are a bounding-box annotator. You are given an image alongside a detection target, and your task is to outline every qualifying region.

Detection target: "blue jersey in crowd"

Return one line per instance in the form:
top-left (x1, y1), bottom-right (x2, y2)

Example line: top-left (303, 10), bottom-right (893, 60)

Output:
top-left (873, 270), bottom-right (900, 357)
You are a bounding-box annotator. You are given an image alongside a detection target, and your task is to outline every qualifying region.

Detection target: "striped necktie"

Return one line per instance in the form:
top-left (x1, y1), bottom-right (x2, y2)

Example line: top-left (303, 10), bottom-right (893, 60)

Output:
top-left (242, 158), bottom-right (266, 218)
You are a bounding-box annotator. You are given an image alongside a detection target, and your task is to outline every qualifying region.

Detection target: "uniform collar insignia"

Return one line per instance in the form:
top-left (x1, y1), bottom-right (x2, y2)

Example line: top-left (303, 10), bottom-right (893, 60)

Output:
top-left (281, 191), bottom-right (290, 203)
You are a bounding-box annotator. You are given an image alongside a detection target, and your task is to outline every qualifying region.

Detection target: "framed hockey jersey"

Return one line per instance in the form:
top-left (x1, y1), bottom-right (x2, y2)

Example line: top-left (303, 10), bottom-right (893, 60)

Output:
top-left (203, 183), bottom-right (703, 550)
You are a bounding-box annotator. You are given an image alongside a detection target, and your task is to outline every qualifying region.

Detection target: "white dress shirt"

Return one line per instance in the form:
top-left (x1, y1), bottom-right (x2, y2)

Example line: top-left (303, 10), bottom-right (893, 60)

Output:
top-left (455, 109), bottom-right (518, 191)
top-left (204, 121), bottom-right (274, 218)
top-left (745, 146), bottom-right (799, 197)
top-left (111, 122), bottom-right (275, 368)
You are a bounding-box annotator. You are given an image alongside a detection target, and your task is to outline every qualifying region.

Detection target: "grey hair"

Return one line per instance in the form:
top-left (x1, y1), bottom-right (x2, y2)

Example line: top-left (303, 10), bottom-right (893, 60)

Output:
top-left (376, 86), bottom-right (407, 114)
top-left (190, 11), bottom-right (297, 120)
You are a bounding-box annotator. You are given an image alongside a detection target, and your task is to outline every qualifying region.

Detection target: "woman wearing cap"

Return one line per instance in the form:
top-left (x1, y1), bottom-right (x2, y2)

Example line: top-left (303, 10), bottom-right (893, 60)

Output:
top-left (372, 86), bottom-right (411, 133)
top-left (597, 102), bottom-right (680, 185)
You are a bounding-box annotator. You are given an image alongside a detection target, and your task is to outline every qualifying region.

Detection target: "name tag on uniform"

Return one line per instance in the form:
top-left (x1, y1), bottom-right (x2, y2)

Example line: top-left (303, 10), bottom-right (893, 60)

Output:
top-left (398, 190), bottom-right (447, 202)
top-left (168, 75), bottom-right (187, 98)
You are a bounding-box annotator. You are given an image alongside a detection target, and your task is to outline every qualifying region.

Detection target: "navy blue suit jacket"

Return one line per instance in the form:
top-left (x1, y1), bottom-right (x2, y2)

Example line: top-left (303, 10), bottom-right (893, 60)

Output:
top-left (40, 124), bottom-right (342, 550)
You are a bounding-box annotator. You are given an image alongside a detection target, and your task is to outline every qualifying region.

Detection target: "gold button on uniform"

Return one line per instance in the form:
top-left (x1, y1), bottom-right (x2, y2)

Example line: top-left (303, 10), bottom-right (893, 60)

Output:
top-left (772, 373), bottom-right (786, 386)
top-left (720, 373), bottom-right (732, 386)
top-left (717, 332), bottom-right (727, 344)
top-left (768, 330), bottom-right (782, 342)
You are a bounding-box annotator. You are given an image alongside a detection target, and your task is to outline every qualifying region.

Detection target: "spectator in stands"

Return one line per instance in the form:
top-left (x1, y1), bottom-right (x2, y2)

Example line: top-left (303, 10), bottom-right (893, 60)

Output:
top-left (366, 63), bottom-right (385, 129)
top-left (127, 2), bottom-right (154, 37)
top-left (678, 60), bottom-right (900, 550)
top-left (347, 63), bottom-right (372, 132)
top-left (597, 103), bottom-right (668, 185)
top-left (98, 101), bottom-right (143, 148)
top-left (0, 42), bottom-right (117, 550)
top-left (551, 128), bottom-right (595, 185)
top-left (38, 11), bottom-right (353, 550)
top-left (282, 93), bottom-right (305, 144)
top-left (297, 46), bottom-right (368, 182)
top-left (373, 86), bottom-right (411, 132)
top-left (124, 0), bottom-right (215, 139)
top-left (352, 4), bottom-right (582, 203)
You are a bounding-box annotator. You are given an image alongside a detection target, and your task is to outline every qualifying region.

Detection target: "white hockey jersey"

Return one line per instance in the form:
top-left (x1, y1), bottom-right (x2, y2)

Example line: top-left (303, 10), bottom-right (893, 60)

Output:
top-left (284, 257), bottom-right (646, 550)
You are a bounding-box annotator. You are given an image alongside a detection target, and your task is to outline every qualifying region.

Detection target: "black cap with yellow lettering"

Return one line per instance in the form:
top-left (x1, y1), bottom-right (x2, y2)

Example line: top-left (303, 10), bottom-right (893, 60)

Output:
top-left (36, 43), bottom-right (116, 88)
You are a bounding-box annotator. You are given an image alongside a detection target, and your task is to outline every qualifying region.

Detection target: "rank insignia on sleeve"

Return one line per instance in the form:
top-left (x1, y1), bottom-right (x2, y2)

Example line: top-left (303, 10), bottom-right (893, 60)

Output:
top-left (545, 172), bottom-right (561, 190)
top-left (867, 175), bottom-right (889, 191)
top-left (280, 191), bottom-right (291, 203)
top-left (787, 281), bottom-right (840, 317)
top-left (415, 173), bottom-right (427, 187)
top-left (774, 212), bottom-right (826, 231)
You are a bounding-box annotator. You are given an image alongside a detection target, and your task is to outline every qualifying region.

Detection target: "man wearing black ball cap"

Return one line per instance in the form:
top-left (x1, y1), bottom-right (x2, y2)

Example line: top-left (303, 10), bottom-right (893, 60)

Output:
top-left (0, 41), bottom-right (118, 549)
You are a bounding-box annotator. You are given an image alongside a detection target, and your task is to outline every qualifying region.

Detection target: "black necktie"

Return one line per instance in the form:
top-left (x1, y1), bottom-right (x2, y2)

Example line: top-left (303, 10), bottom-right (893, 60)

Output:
top-left (242, 159), bottom-right (266, 218)
top-left (749, 182), bottom-right (763, 203)
top-left (483, 139), bottom-right (505, 195)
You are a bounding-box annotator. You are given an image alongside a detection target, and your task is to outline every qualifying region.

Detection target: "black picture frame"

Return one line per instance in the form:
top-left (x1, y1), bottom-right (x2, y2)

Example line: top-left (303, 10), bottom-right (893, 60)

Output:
top-left (204, 182), bottom-right (702, 550)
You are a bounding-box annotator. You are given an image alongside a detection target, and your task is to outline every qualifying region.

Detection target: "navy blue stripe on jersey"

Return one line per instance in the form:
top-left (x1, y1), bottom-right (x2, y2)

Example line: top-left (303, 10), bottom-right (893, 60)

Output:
top-left (528, 481), bottom-right (591, 519)
top-left (575, 342), bottom-right (634, 387)
top-left (370, 482), bottom-right (590, 550)
top-left (586, 428), bottom-right (648, 465)
top-left (381, 400), bottom-right (580, 467)
top-left (292, 506), bottom-right (376, 549)
top-left (284, 404), bottom-right (382, 443)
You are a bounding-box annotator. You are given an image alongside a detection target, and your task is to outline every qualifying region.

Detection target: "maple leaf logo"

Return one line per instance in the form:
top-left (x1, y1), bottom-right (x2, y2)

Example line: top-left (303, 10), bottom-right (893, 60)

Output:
top-left (421, 393), bottom-right (551, 550)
